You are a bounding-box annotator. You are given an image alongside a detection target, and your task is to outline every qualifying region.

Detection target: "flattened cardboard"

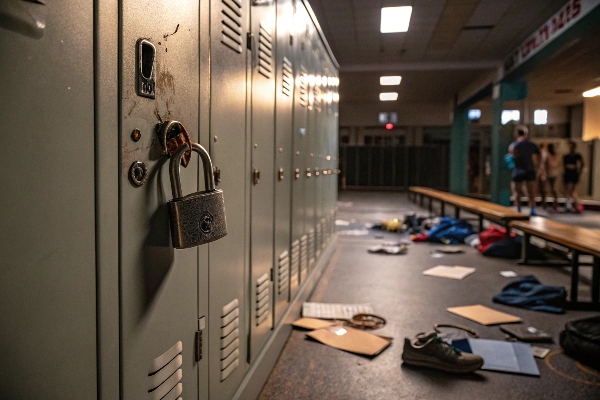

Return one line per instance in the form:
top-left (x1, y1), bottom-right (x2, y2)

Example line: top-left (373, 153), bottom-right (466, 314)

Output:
top-left (423, 265), bottom-right (475, 280)
top-left (447, 304), bottom-right (521, 325)
top-left (306, 326), bottom-right (392, 357)
top-left (292, 318), bottom-right (337, 330)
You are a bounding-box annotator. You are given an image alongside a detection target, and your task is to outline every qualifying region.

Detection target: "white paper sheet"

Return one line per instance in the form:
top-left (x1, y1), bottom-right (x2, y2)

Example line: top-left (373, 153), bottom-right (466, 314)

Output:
top-left (422, 265), bottom-right (476, 280)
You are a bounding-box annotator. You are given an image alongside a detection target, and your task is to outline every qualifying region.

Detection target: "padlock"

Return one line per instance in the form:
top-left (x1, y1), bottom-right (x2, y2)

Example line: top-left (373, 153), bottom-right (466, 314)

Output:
top-left (168, 142), bottom-right (227, 249)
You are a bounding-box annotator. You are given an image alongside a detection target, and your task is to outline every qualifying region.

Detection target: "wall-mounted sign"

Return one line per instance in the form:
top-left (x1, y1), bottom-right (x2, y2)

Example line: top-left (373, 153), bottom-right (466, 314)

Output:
top-left (502, 0), bottom-right (600, 76)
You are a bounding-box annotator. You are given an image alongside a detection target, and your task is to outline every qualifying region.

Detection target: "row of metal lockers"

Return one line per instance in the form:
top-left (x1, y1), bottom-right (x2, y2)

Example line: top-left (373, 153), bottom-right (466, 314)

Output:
top-left (0, 0), bottom-right (339, 399)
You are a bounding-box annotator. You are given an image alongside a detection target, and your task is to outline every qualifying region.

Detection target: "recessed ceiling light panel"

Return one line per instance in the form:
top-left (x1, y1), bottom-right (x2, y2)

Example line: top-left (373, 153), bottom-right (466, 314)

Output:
top-left (381, 6), bottom-right (412, 33)
top-left (380, 76), bottom-right (402, 85)
top-left (583, 86), bottom-right (600, 97)
top-left (380, 92), bottom-right (398, 101)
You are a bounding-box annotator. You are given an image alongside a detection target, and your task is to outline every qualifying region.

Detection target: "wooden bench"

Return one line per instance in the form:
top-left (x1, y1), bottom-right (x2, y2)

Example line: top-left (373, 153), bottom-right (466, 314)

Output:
top-left (510, 217), bottom-right (600, 305)
top-left (408, 186), bottom-right (529, 233)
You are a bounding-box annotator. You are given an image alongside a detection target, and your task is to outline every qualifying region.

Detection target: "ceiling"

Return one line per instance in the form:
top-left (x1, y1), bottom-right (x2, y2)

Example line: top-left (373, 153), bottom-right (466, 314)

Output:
top-left (307, 0), bottom-right (600, 106)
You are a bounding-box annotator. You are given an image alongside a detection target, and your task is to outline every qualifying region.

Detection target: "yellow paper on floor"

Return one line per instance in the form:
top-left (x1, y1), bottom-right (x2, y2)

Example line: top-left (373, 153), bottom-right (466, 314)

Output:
top-left (306, 325), bottom-right (392, 357)
top-left (292, 318), bottom-right (337, 330)
top-left (447, 304), bottom-right (522, 325)
top-left (423, 265), bottom-right (475, 280)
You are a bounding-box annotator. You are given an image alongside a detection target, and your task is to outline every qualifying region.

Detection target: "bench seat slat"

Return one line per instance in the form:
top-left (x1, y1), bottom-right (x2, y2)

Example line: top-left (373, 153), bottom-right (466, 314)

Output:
top-left (510, 217), bottom-right (600, 257)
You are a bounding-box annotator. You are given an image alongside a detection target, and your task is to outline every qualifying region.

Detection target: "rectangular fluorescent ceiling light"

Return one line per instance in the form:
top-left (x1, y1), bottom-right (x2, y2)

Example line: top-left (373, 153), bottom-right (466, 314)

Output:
top-left (380, 92), bottom-right (398, 101)
top-left (468, 109), bottom-right (481, 120)
top-left (501, 110), bottom-right (520, 125)
top-left (381, 6), bottom-right (412, 33)
top-left (380, 76), bottom-right (402, 85)
top-left (534, 109), bottom-right (548, 125)
top-left (583, 86), bottom-right (600, 97)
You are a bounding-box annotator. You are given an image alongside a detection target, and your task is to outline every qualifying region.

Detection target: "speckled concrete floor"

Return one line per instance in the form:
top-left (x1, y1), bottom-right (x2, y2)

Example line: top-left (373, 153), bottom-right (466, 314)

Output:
top-left (259, 191), bottom-right (600, 400)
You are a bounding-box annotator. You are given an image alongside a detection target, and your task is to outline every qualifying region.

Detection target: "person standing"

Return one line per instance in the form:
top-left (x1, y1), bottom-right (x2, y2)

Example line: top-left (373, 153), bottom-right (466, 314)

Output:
top-left (541, 143), bottom-right (560, 212)
top-left (537, 143), bottom-right (547, 209)
top-left (563, 141), bottom-right (584, 213)
top-left (508, 126), bottom-right (540, 215)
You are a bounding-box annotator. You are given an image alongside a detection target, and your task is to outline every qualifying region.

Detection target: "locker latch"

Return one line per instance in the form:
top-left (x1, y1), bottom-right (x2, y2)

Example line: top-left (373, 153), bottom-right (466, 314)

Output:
top-left (195, 317), bottom-right (206, 362)
top-left (247, 32), bottom-right (253, 50)
top-left (278, 167), bottom-right (284, 181)
top-left (294, 168), bottom-right (300, 180)
top-left (213, 167), bottom-right (221, 186)
top-left (253, 168), bottom-right (261, 185)
top-left (306, 168), bottom-right (312, 178)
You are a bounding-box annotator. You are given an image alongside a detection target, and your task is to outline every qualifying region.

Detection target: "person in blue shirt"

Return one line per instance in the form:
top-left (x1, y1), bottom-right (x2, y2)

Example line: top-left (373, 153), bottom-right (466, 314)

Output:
top-left (508, 126), bottom-right (540, 215)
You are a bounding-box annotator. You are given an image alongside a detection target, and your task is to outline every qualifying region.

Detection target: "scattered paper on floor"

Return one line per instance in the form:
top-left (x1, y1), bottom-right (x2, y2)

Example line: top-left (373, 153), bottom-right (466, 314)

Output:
top-left (500, 271), bottom-right (518, 278)
top-left (423, 265), bottom-right (475, 280)
top-left (335, 219), bottom-right (351, 226)
top-left (303, 302), bottom-right (373, 320)
top-left (337, 229), bottom-right (370, 236)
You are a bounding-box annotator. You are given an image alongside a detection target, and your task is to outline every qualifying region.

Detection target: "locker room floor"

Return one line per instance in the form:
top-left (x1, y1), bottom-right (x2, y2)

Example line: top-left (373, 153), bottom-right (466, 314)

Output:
top-left (259, 191), bottom-right (600, 400)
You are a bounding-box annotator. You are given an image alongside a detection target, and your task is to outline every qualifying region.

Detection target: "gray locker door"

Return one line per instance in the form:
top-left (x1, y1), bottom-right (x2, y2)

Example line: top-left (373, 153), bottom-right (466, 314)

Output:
top-left (0, 2), bottom-right (97, 398)
top-left (304, 23), bottom-right (320, 272)
top-left (291, 2), bottom-right (311, 286)
top-left (209, 0), bottom-right (250, 397)
top-left (273, 0), bottom-right (294, 323)
top-left (119, 2), bottom-right (200, 399)
top-left (249, 1), bottom-right (276, 360)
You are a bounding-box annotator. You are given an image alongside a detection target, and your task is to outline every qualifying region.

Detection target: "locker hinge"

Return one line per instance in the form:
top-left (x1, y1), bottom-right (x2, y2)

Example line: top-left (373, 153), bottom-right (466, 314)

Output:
top-left (289, 34), bottom-right (293, 46)
top-left (270, 268), bottom-right (274, 282)
top-left (247, 32), bottom-right (253, 50)
top-left (195, 330), bottom-right (203, 362)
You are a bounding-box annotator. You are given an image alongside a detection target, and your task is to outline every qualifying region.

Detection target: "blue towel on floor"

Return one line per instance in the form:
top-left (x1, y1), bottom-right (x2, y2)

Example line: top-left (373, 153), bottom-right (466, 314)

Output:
top-left (493, 275), bottom-right (567, 314)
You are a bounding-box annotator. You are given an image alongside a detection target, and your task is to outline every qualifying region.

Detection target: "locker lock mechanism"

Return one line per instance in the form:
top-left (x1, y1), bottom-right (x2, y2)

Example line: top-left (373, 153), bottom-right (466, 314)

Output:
top-left (278, 168), bottom-right (284, 181)
top-left (294, 168), bottom-right (300, 180)
top-left (136, 39), bottom-right (156, 99)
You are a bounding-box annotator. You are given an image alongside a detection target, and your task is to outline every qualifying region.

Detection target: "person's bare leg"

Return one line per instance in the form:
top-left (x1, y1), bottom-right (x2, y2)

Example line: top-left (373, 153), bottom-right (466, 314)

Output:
top-left (511, 181), bottom-right (521, 210)
top-left (565, 182), bottom-right (575, 211)
top-left (525, 180), bottom-right (536, 213)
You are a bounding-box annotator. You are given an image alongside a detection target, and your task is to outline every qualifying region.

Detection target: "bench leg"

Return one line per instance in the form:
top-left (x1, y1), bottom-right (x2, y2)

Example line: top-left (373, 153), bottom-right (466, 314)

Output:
top-left (571, 250), bottom-right (580, 303)
top-left (454, 207), bottom-right (460, 219)
top-left (478, 215), bottom-right (484, 232)
top-left (441, 201), bottom-right (445, 216)
top-left (593, 257), bottom-right (600, 304)
top-left (520, 232), bottom-right (530, 264)
top-left (428, 196), bottom-right (433, 214)
top-left (419, 194), bottom-right (424, 207)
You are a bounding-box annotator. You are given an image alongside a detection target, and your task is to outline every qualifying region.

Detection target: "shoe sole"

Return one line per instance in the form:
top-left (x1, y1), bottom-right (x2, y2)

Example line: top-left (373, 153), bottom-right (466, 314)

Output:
top-left (402, 355), bottom-right (483, 373)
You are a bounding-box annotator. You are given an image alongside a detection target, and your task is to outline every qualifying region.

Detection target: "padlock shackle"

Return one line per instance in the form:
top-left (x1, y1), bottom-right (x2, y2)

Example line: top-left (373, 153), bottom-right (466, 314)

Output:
top-left (170, 142), bottom-right (216, 199)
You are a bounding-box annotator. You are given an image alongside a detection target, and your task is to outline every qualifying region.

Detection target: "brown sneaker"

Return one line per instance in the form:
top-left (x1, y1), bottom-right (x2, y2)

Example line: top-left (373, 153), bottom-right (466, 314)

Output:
top-left (402, 331), bottom-right (483, 373)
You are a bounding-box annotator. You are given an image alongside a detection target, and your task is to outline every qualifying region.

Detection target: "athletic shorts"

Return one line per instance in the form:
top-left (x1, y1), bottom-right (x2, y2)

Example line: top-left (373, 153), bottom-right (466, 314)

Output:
top-left (564, 171), bottom-right (580, 184)
top-left (512, 170), bottom-right (536, 182)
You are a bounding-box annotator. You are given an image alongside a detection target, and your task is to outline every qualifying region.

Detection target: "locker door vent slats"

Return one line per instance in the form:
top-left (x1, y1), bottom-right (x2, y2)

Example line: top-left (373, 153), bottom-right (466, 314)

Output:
top-left (255, 273), bottom-right (270, 326)
top-left (220, 298), bottom-right (240, 381)
top-left (290, 240), bottom-right (300, 286)
top-left (148, 342), bottom-right (183, 400)
top-left (221, 0), bottom-right (243, 53)
top-left (278, 251), bottom-right (290, 295)
top-left (258, 25), bottom-right (273, 79)
top-left (300, 235), bottom-right (308, 276)
top-left (313, 84), bottom-right (322, 113)
top-left (282, 57), bottom-right (293, 97)
top-left (308, 229), bottom-right (315, 266)
top-left (298, 70), bottom-right (308, 107)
